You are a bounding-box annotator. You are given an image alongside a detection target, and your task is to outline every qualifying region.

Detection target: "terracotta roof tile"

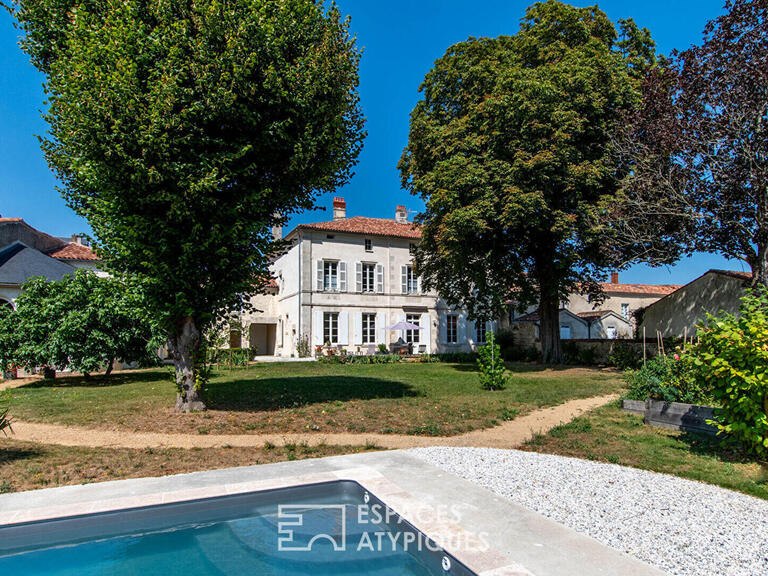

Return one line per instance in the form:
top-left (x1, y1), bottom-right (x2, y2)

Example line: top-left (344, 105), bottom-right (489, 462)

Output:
top-left (47, 243), bottom-right (100, 261)
top-left (292, 216), bottom-right (421, 240)
top-left (599, 282), bottom-right (681, 296)
top-left (0, 217), bottom-right (23, 222)
top-left (576, 310), bottom-right (616, 320)
top-left (709, 269), bottom-right (752, 281)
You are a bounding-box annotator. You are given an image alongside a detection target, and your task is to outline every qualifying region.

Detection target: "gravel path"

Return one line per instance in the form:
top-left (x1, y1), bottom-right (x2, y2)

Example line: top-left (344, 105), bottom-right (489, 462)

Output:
top-left (410, 447), bottom-right (768, 576)
top-left (7, 394), bottom-right (616, 450)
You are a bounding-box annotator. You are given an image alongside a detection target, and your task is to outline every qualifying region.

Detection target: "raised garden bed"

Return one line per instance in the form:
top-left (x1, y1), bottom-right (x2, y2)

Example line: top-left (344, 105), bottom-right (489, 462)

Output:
top-left (621, 398), bottom-right (718, 436)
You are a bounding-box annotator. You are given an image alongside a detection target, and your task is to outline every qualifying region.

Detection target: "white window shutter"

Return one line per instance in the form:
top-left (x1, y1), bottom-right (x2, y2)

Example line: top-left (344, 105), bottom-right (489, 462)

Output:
top-left (439, 313), bottom-right (447, 344)
top-left (316, 260), bottom-right (323, 291)
top-left (354, 312), bottom-right (362, 345)
top-left (339, 262), bottom-right (347, 292)
top-left (338, 311), bottom-right (349, 345)
top-left (376, 264), bottom-right (384, 293)
top-left (377, 312), bottom-right (387, 345)
top-left (401, 265), bottom-right (407, 294)
top-left (420, 312), bottom-right (431, 353)
top-left (314, 310), bottom-right (323, 346)
top-left (355, 262), bottom-right (362, 292)
top-left (468, 319), bottom-right (476, 344)
top-left (399, 313), bottom-right (406, 340)
top-left (458, 315), bottom-right (467, 344)
top-left (417, 276), bottom-right (422, 295)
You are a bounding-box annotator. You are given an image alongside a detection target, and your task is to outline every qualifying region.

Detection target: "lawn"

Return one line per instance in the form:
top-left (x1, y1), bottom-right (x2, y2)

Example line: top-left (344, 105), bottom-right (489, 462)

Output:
top-left (6, 362), bottom-right (623, 436)
top-left (523, 401), bottom-right (768, 500)
top-left (0, 438), bottom-right (377, 494)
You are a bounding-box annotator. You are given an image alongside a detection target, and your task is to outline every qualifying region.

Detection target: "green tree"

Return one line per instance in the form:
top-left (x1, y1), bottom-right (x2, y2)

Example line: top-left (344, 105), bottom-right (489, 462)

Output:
top-left (476, 331), bottom-right (507, 391)
top-left (688, 289), bottom-right (768, 455)
top-left (399, 0), bottom-right (656, 362)
top-left (0, 271), bottom-right (160, 376)
top-left (6, 0), bottom-right (365, 410)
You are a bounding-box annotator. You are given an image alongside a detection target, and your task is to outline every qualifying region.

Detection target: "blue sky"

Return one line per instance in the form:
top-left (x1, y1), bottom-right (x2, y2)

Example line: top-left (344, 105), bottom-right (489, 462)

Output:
top-left (0, 0), bottom-right (747, 285)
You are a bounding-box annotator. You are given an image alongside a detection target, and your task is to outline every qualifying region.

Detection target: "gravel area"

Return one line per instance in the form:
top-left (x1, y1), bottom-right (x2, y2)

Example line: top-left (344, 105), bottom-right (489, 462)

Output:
top-left (410, 447), bottom-right (768, 576)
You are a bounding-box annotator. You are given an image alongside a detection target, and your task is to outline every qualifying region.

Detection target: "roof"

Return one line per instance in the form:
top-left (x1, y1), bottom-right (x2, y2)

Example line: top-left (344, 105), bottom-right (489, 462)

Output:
top-left (288, 216), bottom-right (421, 240)
top-left (0, 217), bottom-right (23, 222)
top-left (708, 269), bottom-right (752, 281)
top-left (47, 242), bottom-right (99, 261)
top-left (0, 241), bottom-right (75, 285)
top-left (599, 282), bottom-right (681, 296)
top-left (576, 310), bottom-right (614, 320)
top-left (515, 308), bottom-right (585, 324)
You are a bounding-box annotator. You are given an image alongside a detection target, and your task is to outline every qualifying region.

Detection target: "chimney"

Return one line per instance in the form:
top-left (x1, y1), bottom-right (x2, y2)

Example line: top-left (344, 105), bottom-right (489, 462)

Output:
top-left (271, 212), bottom-right (283, 241)
top-left (395, 205), bottom-right (408, 223)
top-left (611, 271), bottom-right (619, 284)
top-left (333, 197), bottom-right (346, 220)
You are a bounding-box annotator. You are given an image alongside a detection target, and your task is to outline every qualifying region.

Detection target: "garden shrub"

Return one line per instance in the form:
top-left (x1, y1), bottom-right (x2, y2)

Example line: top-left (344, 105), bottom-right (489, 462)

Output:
top-left (624, 354), bottom-right (711, 404)
top-left (686, 289), bottom-right (768, 455)
top-left (476, 332), bottom-right (508, 390)
top-left (608, 342), bottom-right (643, 370)
top-left (435, 352), bottom-right (478, 363)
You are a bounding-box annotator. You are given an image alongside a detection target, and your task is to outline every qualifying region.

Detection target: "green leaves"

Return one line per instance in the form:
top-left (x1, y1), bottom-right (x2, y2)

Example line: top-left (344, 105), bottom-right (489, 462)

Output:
top-left (8, 0), bottom-right (364, 338)
top-left (477, 331), bottom-right (508, 391)
top-left (687, 289), bottom-right (768, 455)
top-left (0, 270), bottom-right (161, 374)
top-left (399, 0), bottom-right (657, 356)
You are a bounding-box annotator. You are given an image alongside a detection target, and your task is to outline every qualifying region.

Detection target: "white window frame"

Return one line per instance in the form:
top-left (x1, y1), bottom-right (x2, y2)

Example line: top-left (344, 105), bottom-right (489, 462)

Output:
top-left (323, 312), bottom-right (339, 344)
top-left (362, 313), bottom-right (376, 344)
top-left (361, 263), bottom-right (376, 293)
top-left (446, 314), bottom-right (458, 344)
top-left (621, 303), bottom-right (630, 319)
top-left (323, 261), bottom-right (338, 292)
top-left (476, 321), bottom-right (487, 344)
top-left (403, 265), bottom-right (418, 294)
top-left (364, 238), bottom-right (373, 252)
top-left (405, 313), bottom-right (420, 344)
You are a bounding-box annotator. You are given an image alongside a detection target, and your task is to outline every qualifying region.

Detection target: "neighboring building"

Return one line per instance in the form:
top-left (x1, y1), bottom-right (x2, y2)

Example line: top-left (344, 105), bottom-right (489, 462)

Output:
top-left (512, 308), bottom-right (633, 341)
top-left (238, 198), bottom-right (493, 357)
top-left (0, 217), bottom-right (100, 308)
top-left (565, 272), bottom-right (680, 330)
top-left (640, 269), bottom-right (753, 338)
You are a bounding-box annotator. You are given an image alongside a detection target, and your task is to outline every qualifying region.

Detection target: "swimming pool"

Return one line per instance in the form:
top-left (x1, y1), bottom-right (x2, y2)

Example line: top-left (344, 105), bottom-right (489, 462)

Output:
top-left (0, 480), bottom-right (476, 575)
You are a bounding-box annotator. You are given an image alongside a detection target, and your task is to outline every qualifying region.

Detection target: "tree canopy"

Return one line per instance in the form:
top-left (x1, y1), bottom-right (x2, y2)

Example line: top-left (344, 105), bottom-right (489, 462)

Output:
top-left (0, 270), bottom-right (161, 375)
top-left (609, 0), bottom-right (768, 286)
top-left (399, 0), bottom-right (656, 362)
top-left (7, 0), bottom-right (365, 409)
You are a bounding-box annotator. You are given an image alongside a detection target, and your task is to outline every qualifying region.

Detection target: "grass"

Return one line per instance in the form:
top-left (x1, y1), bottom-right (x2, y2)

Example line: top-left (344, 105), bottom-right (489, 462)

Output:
top-left (0, 437), bottom-right (378, 494)
top-left (523, 401), bottom-right (768, 500)
top-left (6, 362), bottom-right (623, 436)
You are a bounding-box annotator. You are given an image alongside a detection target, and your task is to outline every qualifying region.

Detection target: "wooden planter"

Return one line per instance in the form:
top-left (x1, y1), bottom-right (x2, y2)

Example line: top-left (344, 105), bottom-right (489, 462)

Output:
top-left (621, 398), bottom-right (718, 436)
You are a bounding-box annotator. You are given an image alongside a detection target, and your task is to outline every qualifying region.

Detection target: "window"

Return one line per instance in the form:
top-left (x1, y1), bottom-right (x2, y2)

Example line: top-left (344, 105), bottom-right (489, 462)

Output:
top-left (365, 238), bottom-right (373, 252)
top-left (606, 326), bottom-right (617, 339)
top-left (621, 303), bottom-right (630, 319)
top-left (404, 265), bottom-right (418, 294)
top-left (323, 312), bottom-right (339, 344)
top-left (362, 313), bottom-right (376, 344)
top-left (361, 263), bottom-right (376, 292)
top-left (476, 321), bottom-right (487, 344)
top-left (405, 313), bottom-right (420, 344)
top-left (560, 325), bottom-right (571, 340)
top-left (446, 314), bottom-right (458, 344)
top-left (323, 261), bottom-right (338, 291)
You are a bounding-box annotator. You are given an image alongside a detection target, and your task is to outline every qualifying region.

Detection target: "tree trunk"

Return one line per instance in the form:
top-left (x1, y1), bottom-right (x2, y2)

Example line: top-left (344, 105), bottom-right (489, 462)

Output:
top-left (755, 241), bottom-right (768, 289)
top-left (538, 294), bottom-right (563, 364)
top-left (104, 356), bottom-right (114, 377)
top-left (169, 316), bottom-right (206, 413)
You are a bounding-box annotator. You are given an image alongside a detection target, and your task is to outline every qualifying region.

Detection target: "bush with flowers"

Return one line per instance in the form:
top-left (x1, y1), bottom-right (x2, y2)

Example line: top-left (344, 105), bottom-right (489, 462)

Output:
top-left (624, 352), bottom-right (713, 405)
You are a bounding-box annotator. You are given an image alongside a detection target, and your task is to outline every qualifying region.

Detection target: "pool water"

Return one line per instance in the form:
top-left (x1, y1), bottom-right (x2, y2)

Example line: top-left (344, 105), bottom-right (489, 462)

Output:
top-left (0, 481), bottom-right (475, 576)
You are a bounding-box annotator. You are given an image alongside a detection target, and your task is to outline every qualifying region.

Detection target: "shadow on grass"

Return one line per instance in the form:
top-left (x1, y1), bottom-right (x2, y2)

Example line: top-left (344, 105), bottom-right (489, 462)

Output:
top-left (0, 445), bottom-right (42, 464)
top-left (16, 370), bottom-right (169, 390)
top-left (205, 375), bottom-right (418, 412)
top-left (678, 430), bottom-right (768, 469)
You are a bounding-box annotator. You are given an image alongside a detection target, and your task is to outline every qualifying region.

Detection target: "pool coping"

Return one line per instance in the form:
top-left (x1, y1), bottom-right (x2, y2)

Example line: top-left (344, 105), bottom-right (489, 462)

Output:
top-left (0, 450), bottom-right (666, 576)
